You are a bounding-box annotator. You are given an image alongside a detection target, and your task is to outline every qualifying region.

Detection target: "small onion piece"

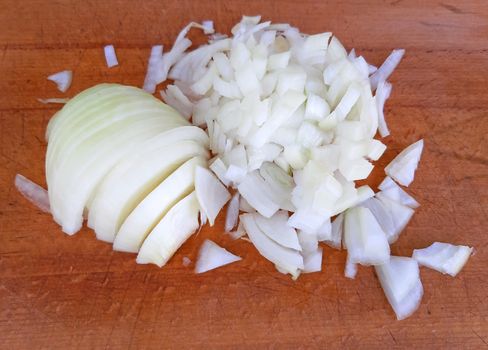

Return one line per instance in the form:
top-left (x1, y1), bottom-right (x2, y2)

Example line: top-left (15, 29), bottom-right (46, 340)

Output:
top-left (195, 166), bottom-right (231, 226)
top-left (47, 70), bottom-right (72, 93)
top-left (38, 98), bottom-right (70, 104)
top-left (369, 49), bottom-right (405, 91)
top-left (385, 139), bottom-right (424, 187)
top-left (254, 211), bottom-right (301, 251)
top-left (225, 192), bottom-right (240, 232)
top-left (195, 239), bottom-right (241, 274)
top-left (378, 176), bottom-right (419, 209)
top-left (104, 45), bottom-right (119, 68)
top-left (15, 174), bottom-right (50, 213)
top-left (302, 247), bottom-right (323, 273)
top-left (412, 242), bottom-right (473, 277)
top-left (344, 256), bottom-right (358, 279)
top-left (375, 256), bottom-right (423, 320)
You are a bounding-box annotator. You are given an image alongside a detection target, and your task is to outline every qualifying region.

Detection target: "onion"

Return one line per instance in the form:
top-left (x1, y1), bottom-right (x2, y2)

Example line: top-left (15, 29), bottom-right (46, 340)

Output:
top-left (237, 170), bottom-right (280, 218)
top-left (38, 98), bottom-right (70, 104)
top-left (344, 206), bottom-right (390, 265)
top-left (412, 242), bottom-right (473, 277)
top-left (195, 239), bottom-right (241, 273)
top-left (15, 174), bottom-right (50, 213)
top-left (104, 45), bottom-right (119, 68)
top-left (344, 256), bottom-right (357, 279)
top-left (47, 70), bottom-right (72, 93)
top-left (378, 176), bottom-right (419, 208)
top-left (302, 247), bottom-right (323, 273)
top-left (137, 192), bottom-right (200, 267)
top-left (254, 211), bottom-right (301, 250)
top-left (225, 192), bottom-right (240, 232)
top-left (375, 256), bottom-right (423, 320)
top-left (326, 213), bottom-right (343, 249)
top-left (375, 81), bottom-right (392, 137)
top-left (369, 49), bottom-right (405, 90)
top-left (376, 193), bottom-right (415, 243)
top-left (195, 166), bottom-right (231, 226)
top-left (240, 213), bottom-right (304, 278)
top-left (385, 139), bottom-right (424, 187)
top-left (113, 156), bottom-right (206, 253)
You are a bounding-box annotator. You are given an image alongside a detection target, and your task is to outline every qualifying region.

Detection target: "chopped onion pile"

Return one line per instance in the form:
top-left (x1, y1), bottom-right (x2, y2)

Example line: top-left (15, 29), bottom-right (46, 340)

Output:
top-left (14, 16), bottom-right (473, 322)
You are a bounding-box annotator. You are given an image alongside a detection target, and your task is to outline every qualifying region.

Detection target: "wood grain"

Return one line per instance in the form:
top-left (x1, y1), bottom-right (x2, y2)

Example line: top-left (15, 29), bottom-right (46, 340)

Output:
top-left (1, 1), bottom-right (487, 349)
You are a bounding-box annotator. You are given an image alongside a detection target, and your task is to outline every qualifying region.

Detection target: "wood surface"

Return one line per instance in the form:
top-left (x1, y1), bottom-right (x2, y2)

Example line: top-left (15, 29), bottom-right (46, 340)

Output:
top-left (1, 0), bottom-right (487, 348)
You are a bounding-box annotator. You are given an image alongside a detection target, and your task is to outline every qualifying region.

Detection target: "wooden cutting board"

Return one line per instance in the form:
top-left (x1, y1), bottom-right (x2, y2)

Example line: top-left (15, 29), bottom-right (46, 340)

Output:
top-left (1, 1), bottom-right (487, 348)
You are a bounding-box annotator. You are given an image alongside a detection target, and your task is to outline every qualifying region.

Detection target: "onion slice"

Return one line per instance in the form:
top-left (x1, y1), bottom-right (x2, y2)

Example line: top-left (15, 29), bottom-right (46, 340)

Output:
top-left (225, 192), bottom-right (240, 232)
top-left (375, 256), bottom-right (423, 320)
top-left (302, 247), bottom-right (323, 273)
top-left (344, 206), bottom-right (390, 265)
top-left (369, 49), bottom-right (405, 90)
top-left (136, 192), bottom-right (200, 267)
top-left (195, 166), bottom-right (231, 226)
top-left (15, 174), bottom-right (50, 213)
top-left (47, 70), bottom-right (72, 93)
top-left (240, 213), bottom-right (304, 278)
top-left (195, 239), bottom-right (241, 273)
top-left (104, 45), bottom-right (119, 68)
top-left (254, 211), bottom-right (301, 251)
top-left (385, 139), bottom-right (424, 187)
top-left (412, 242), bottom-right (473, 277)
top-left (378, 176), bottom-right (419, 208)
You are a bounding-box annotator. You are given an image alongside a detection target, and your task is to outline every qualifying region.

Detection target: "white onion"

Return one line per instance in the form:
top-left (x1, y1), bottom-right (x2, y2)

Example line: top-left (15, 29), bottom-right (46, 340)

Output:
top-left (376, 193), bottom-right (415, 243)
top-left (412, 242), bottom-right (472, 277)
top-left (15, 174), bottom-right (50, 213)
top-left (195, 239), bottom-right (241, 273)
top-left (38, 98), bottom-right (70, 104)
top-left (302, 247), bottom-right (323, 273)
top-left (195, 166), bottom-right (231, 226)
top-left (378, 176), bottom-right (419, 208)
top-left (47, 70), bottom-right (72, 93)
top-left (113, 156), bottom-right (206, 253)
top-left (225, 192), bottom-right (240, 232)
top-left (375, 81), bottom-right (392, 137)
top-left (137, 192), bottom-right (200, 267)
top-left (375, 256), bottom-right (423, 320)
top-left (344, 206), bottom-right (390, 265)
top-left (240, 213), bottom-right (304, 278)
top-left (344, 256), bottom-right (358, 279)
top-left (104, 45), bottom-right (119, 68)
top-left (254, 211), bottom-right (301, 250)
top-left (385, 139), bottom-right (424, 187)
top-left (369, 49), bottom-right (405, 91)
top-left (237, 170), bottom-right (280, 218)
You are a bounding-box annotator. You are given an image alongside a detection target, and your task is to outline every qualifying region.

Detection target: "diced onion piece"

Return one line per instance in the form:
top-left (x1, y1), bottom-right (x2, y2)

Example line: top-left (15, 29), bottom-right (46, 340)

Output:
top-left (385, 139), bottom-right (424, 187)
top-left (298, 230), bottom-right (319, 253)
top-left (288, 209), bottom-right (328, 235)
top-left (38, 98), bottom-right (70, 104)
top-left (209, 157), bottom-right (230, 186)
top-left (375, 256), bottom-right (423, 320)
top-left (331, 83), bottom-right (361, 122)
top-left (136, 192), bottom-right (200, 267)
top-left (201, 20), bottom-right (215, 34)
top-left (47, 70), bottom-right (72, 93)
top-left (254, 211), bottom-right (301, 251)
top-left (344, 256), bottom-right (358, 279)
top-left (113, 156), bottom-right (206, 253)
top-left (160, 85), bottom-right (193, 120)
top-left (195, 239), bottom-right (241, 273)
top-left (225, 192), bottom-right (240, 232)
top-left (182, 256), bottom-right (192, 266)
top-left (143, 45), bottom-right (164, 93)
top-left (370, 49), bottom-right (405, 90)
top-left (375, 81), bottom-right (392, 137)
top-left (15, 174), bottom-right (50, 213)
top-left (360, 197), bottom-right (396, 244)
top-left (412, 242), bottom-right (473, 277)
top-left (104, 45), bottom-right (119, 68)
top-left (376, 193), bottom-right (414, 243)
top-left (344, 206), bottom-right (390, 265)
top-left (366, 139), bottom-right (387, 161)
top-left (326, 213), bottom-right (343, 249)
top-left (378, 176), bottom-right (419, 209)
top-left (240, 213), bottom-right (304, 278)
top-left (302, 247), bottom-right (323, 273)
top-left (195, 166), bottom-right (231, 226)
top-left (305, 93), bottom-right (330, 121)
top-left (339, 157), bottom-right (373, 181)
top-left (237, 170), bottom-right (280, 218)
top-left (229, 220), bottom-right (246, 240)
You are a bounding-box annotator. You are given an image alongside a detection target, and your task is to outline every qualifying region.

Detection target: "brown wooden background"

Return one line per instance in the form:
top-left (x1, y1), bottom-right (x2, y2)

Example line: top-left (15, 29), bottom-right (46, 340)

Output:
top-left (1, 1), bottom-right (487, 348)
